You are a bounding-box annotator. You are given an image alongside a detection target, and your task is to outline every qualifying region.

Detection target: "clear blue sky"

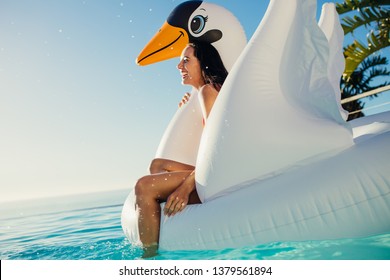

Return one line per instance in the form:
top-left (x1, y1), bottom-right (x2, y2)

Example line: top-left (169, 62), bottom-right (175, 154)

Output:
top-left (0, 0), bottom-right (388, 202)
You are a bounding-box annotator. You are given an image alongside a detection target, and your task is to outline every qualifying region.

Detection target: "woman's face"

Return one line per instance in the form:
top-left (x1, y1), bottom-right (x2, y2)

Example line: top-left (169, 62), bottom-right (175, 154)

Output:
top-left (177, 45), bottom-right (205, 89)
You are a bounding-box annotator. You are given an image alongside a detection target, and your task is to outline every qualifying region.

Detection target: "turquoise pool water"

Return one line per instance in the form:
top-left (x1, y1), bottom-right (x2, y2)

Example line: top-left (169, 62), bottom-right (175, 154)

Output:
top-left (1, 189), bottom-right (389, 260)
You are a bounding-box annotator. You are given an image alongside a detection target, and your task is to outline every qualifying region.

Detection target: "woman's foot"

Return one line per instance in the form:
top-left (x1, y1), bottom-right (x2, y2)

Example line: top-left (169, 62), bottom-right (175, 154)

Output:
top-left (142, 243), bottom-right (158, 258)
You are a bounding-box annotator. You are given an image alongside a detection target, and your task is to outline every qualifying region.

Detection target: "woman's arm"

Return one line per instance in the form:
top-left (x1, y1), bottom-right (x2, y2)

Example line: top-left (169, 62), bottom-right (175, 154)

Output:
top-left (198, 84), bottom-right (219, 122)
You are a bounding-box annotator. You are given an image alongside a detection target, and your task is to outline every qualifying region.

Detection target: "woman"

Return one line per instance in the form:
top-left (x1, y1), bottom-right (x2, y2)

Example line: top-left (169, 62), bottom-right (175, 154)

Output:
top-left (134, 42), bottom-right (228, 257)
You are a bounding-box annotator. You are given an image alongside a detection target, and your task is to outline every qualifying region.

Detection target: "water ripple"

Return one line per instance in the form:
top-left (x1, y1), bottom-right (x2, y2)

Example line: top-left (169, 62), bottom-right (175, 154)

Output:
top-left (1, 194), bottom-right (389, 260)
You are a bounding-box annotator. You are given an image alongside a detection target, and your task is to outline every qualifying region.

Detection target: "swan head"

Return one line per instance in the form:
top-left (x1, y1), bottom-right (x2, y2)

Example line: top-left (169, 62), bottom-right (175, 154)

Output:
top-left (136, 1), bottom-right (246, 71)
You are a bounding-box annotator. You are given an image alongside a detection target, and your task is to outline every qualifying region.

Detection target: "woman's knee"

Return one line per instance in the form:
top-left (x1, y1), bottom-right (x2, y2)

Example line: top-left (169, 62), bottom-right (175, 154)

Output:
top-left (149, 158), bottom-right (165, 174)
top-left (134, 176), bottom-right (152, 198)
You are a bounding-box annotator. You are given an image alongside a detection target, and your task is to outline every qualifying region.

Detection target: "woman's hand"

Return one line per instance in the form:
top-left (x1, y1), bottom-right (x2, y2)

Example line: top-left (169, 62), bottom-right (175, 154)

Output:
top-left (178, 92), bottom-right (191, 107)
top-left (164, 185), bottom-right (190, 217)
top-left (164, 171), bottom-right (195, 217)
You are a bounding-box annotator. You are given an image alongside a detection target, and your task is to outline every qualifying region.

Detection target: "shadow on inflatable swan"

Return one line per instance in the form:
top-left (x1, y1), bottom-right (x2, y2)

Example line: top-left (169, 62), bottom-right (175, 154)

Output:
top-left (122, 0), bottom-right (390, 251)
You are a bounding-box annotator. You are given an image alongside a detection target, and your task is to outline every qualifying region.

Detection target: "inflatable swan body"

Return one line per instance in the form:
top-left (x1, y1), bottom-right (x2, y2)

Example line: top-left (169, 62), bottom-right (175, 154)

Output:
top-left (122, 0), bottom-right (390, 250)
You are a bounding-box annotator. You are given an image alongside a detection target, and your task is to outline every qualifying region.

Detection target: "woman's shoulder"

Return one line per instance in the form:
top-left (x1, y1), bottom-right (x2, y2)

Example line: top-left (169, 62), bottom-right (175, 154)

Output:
top-left (198, 84), bottom-right (219, 104)
top-left (199, 84), bottom-right (219, 95)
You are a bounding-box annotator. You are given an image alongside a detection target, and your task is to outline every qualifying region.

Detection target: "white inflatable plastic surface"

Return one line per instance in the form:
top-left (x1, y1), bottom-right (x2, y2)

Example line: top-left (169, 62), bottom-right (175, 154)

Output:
top-left (122, 111), bottom-right (390, 251)
top-left (318, 3), bottom-right (349, 121)
top-left (154, 90), bottom-right (203, 166)
top-left (122, 0), bottom-right (390, 251)
top-left (195, 0), bottom-right (353, 202)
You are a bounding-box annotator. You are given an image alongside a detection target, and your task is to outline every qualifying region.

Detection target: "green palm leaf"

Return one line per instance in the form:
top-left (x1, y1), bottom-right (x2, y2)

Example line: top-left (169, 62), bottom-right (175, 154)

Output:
top-left (336, 0), bottom-right (390, 15)
top-left (344, 32), bottom-right (390, 79)
top-left (338, 0), bottom-right (390, 119)
top-left (341, 6), bottom-right (389, 34)
top-left (337, 0), bottom-right (390, 79)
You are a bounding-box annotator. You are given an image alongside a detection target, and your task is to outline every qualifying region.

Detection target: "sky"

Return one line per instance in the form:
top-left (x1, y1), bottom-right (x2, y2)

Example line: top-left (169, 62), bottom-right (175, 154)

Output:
top-left (1, 0), bottom-right (389, 202)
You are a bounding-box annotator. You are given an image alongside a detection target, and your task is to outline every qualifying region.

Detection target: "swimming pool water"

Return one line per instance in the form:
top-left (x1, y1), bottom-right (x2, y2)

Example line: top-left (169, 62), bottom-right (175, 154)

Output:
top-left (1, 189), bottom-right (389, 260)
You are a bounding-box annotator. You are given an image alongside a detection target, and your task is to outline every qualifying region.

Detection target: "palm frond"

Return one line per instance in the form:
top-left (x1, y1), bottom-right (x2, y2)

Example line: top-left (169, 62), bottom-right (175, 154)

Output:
top-left (336, 0), bottom-right (390, 15)
top-left (341, 6), bottom-right (389, 34)
top-left (337, 0), bottom-right (390, 119)
top-left (358, 55), bottom-right (389, 72)
top-left (341, 54), bottom-right (390, 100)
top-left (364, 68), bottom-right (390, 91)
top-left (343, 32), bottom-right (390, 79)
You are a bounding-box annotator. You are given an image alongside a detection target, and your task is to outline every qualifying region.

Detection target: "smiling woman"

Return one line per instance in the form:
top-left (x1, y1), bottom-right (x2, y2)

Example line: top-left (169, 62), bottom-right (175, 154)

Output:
top-left (132, 41), bottom-right (229, 257)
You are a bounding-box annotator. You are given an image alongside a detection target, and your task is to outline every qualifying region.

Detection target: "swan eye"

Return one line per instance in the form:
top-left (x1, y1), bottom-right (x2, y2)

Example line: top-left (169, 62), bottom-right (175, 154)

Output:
top-left (190, 15), bottom-right (207, 34)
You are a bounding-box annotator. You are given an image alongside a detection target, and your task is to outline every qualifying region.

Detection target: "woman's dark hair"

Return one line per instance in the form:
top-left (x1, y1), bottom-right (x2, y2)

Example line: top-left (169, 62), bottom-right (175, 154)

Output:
top-left (189, 42), bottom-right (228, 89)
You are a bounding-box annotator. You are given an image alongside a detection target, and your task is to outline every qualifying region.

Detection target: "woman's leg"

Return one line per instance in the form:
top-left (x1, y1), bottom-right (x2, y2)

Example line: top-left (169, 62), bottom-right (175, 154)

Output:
top-left (149, 158), bottom-right (195, 174)
top-left (134, 170), bottom-right (199, 256)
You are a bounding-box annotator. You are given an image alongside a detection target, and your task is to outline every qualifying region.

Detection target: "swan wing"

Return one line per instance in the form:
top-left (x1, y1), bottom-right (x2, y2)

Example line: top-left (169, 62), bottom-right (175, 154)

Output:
top-left (318, 3), bottom-right (349, 121)
top-left (196, 0), bottom-right (353, 202)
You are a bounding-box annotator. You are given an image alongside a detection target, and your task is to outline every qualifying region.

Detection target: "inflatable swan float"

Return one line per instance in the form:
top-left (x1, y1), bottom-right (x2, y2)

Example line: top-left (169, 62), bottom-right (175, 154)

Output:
top-left (122, 0), bottom-right (390, 251)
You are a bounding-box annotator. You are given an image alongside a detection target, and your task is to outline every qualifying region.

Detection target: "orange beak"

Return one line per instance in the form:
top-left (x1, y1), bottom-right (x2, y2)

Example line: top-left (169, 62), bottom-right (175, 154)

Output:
top-left (136, 21), bottom-right (189, 66)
